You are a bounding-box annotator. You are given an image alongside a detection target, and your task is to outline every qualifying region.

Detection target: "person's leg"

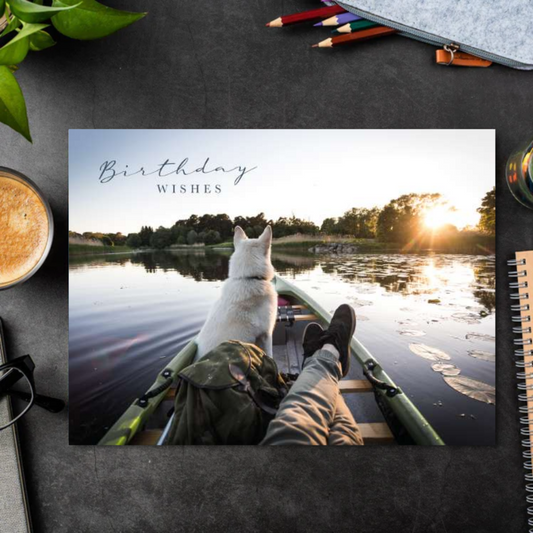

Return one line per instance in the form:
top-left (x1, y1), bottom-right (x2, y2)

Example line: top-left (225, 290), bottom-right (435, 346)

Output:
top-left (327, 394), bottom-right (364, 445)
top-left (260, 344), bottom-right (342, 445)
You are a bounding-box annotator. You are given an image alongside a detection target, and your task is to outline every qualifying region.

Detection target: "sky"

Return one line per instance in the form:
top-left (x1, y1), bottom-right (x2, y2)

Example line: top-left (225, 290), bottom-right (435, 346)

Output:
top-left (69, 129), bottom-right (495, 234)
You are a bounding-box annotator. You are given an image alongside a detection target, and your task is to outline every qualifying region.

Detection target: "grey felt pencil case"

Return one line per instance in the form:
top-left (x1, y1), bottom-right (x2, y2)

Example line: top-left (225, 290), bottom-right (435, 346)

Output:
top-left (337, 0), bottom-right (533, 69)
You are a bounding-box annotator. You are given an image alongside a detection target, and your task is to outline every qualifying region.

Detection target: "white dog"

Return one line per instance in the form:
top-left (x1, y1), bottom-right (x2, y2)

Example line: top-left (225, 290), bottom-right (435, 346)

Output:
top-left (195, 226), bottom-right (277, 361)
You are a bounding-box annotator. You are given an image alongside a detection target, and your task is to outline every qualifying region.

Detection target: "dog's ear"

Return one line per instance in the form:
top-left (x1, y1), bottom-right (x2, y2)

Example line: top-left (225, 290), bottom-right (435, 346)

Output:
top-left (234, 226), bottom-right (247, 245)
top-left (258, 225), bottom-right (272, 249)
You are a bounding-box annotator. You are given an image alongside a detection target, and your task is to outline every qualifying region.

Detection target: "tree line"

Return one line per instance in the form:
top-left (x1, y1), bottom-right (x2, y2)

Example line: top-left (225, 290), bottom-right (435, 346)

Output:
top-left (123, 214), bottom-right (321, 249)
top-left (70, 188), bottom-right (495, 250)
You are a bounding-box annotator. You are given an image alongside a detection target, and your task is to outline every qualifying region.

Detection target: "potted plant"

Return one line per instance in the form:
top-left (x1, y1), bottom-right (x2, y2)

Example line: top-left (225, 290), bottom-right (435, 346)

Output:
top-left (0, 0), bottom-right (146, 142)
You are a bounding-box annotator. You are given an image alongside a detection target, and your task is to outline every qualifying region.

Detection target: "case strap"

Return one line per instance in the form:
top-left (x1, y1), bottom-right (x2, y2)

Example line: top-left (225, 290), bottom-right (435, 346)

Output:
top-left (436, 48), bottom-right (492, 67)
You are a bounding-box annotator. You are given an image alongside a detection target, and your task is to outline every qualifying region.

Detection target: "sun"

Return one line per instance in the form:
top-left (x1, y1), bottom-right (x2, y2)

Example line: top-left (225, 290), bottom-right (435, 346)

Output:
top-left (424, 206), bottom-right (451, 230)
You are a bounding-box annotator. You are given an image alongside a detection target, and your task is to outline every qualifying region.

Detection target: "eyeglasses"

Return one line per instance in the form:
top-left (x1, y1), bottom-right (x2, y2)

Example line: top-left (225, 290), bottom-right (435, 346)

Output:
top-left (0, 355), bottom-right (65, 431)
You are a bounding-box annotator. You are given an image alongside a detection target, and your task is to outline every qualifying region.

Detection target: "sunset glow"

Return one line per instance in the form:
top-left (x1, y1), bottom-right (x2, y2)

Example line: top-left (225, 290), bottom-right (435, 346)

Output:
top-left (424, 206), bottom-right (453, 229)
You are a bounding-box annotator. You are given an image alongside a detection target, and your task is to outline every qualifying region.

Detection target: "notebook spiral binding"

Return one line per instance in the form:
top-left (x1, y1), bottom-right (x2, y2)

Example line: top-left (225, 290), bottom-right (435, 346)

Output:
top-left (509, 257), bottom-right (533, 532)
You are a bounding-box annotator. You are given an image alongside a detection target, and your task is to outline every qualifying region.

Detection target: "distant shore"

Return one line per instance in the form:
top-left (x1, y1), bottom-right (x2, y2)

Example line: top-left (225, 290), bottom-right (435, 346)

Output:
top-left (69, 234), bottom-right (495, 256)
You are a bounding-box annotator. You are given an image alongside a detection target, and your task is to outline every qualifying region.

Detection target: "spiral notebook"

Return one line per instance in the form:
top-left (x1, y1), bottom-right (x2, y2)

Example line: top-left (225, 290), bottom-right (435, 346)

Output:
top-left (0, 319), bottom-right (32, 533)
top-left (508, 251), bottom-right (533, 531)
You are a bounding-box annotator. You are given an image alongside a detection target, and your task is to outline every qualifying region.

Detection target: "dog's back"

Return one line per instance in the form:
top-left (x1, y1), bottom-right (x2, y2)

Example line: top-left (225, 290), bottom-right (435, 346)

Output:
top-left (195, 226), bottom-right (277, 360)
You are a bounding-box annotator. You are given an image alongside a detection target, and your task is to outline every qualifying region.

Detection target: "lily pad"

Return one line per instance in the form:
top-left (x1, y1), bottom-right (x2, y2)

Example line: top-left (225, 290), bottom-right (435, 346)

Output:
top-left (451, 312), bottom-right (481, 325)
top-left (466, 332), bottom-right (496, 343)
top-left (468, 350), bottom-right (495, 363)
top-left (398, 329), bottom-right (426, 337)
top-left (346, 297), bottom-right (373, 308)
top-left (409, 343), bottom-right (451, 362)
top-left (397, 319), bottom-right (418, 326)
top-left (443, 375), bottom-right (495, 404)
top-left (431, 363), bottom-right (461, 376)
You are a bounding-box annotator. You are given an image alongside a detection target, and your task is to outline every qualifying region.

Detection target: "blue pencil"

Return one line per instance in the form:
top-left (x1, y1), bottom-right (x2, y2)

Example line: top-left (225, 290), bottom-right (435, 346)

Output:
top-left (314, 12), bottom-right (361, 27)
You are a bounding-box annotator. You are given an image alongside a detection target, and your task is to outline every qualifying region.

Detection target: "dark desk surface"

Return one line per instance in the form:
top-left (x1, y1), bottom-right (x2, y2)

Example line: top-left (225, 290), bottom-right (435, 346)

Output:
top-left (0, 0), bottom-right (529, 531)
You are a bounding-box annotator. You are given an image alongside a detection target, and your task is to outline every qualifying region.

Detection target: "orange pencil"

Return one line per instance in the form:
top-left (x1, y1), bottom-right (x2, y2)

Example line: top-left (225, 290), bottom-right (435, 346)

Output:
top-left (312, 26), bottom-right (397, 48)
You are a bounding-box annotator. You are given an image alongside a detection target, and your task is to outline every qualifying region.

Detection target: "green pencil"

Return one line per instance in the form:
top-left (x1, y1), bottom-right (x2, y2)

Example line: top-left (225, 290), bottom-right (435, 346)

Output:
top-left (331, 19), bottom-right (378, 35)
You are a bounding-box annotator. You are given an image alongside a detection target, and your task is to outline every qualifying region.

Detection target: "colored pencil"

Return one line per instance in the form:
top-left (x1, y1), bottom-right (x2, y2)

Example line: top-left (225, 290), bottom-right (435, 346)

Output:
top-left (312, 26), bottom-right (397, 48)
top-left (266, 5), bottom-right (346, 27)
top-left (331, 19), bottom-right (378, 35)
top-left (314, 12), bottom-right (361, 27)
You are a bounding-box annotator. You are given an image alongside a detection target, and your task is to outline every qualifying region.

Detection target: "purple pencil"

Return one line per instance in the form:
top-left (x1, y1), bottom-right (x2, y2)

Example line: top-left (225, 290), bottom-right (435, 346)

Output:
top-left (314, 12), bottom-right (362, 27)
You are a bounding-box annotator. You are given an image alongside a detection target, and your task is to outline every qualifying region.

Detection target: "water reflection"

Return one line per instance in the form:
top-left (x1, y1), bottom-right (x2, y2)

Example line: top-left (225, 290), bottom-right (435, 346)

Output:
top-left (313, 254), bottom-right (495, 314)
top-left (69, 250), bottom-right (495, 445)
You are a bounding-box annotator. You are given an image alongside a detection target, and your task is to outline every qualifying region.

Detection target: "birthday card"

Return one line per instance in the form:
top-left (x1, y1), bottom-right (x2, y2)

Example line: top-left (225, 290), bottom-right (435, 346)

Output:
top-left (69, 129), bottom-right (495, 446)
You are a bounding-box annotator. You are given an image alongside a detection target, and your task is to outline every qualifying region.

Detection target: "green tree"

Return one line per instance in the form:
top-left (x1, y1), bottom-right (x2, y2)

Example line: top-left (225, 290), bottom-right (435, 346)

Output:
top-left (171, 224), bottom-right (188, 244)
top-left (212, 214), bottom-right (233, 240)
top-left (376, 193), bottom-right (441, 243)
top-left (245, 227), bottom-right (255, 238)
top-left (338, 207), bottom-right (380, 238)
top-left (477, 187), bottom-right (495, 235)
top-left (111, 232), bottom-right (127, 246)
top-left (204, 230), bottom-right (222, 245)
top-left (321, 218), bottom-right (339, 234)
top-left (150, 227), bottom-right (173, 249)
top-left (126, 233), bottom-right (142, 248)
top-left (187, 229), bottom-right (198, 245)
top-left (139, 226), bottom-right (154, 247)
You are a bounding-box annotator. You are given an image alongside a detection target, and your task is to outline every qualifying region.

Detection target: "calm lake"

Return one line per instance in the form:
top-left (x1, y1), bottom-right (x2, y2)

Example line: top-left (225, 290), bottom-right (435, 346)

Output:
top-left (69, 250), bottom-right (496, 445)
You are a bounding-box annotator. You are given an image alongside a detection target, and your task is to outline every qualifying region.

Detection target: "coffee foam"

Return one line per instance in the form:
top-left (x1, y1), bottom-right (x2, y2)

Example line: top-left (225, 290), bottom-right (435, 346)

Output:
top-left (0, 175), bottom-right (49, 285)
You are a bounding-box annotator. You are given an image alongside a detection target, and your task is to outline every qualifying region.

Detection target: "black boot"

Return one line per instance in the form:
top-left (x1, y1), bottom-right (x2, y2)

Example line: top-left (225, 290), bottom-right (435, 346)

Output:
top-left (320, 304), bottom-right (356, 377)
top-left (302, 322), bottom-right (324, 359)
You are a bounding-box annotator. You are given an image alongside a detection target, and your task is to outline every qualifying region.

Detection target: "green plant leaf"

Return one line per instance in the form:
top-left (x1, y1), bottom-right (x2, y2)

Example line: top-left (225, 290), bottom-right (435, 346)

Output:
top-left (29, 29), bottom-right (55, 50)
top-left (0, 65), bottom-right (31, 141)
top-left (0, 21), bottom-right (48, 63)
top-left (0, 34), bottom-right (28, 64)
top-left (0, 0), bottom-right (6, 18)
top-left (52, 0), bottom-right (146, 40)
top-left (8, 0), bottom-right (79, 23)
top-left (0, 15), bottom-right (21, 37)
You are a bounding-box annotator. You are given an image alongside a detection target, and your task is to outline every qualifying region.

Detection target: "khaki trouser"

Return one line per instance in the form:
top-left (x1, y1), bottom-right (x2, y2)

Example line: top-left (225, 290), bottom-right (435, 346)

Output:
top-left (261, 348), bottom-right (364, 445)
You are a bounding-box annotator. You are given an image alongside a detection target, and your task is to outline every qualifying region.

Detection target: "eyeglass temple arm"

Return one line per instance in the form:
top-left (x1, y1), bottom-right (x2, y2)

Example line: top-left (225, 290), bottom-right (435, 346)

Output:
top-left (7, 389), bottom-right (65, 413)
top-left (0, 368), bottom-right (23, 395)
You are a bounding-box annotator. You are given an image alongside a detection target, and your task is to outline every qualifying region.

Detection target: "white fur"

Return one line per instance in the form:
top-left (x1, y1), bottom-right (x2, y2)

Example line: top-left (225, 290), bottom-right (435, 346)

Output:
top-left (195, 225), bottom-right (277, 360)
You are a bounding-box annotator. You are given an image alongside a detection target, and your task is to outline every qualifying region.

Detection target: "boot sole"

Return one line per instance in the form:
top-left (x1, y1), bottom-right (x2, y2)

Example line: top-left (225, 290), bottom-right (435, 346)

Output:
top-left (302, 322), bottom-right (324, 353)
top-left (341, 306), bottom-right (356, 378)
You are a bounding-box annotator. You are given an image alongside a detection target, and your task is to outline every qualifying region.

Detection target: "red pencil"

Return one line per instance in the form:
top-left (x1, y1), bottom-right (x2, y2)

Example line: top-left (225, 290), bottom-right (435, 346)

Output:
top-left (266, 5), bottom-right (346, 28)
top-left (312, 26), bottom-right (397, 48)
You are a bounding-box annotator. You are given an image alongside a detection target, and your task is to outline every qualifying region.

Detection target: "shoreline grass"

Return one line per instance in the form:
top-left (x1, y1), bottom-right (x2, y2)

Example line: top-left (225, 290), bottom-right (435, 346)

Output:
top-left (69, 244), bottom-right (134, 256)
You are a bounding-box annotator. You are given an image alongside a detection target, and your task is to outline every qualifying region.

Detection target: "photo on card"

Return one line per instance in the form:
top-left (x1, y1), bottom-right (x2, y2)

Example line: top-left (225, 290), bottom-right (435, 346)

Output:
top-left (68, 129), bottom-right (495, 446)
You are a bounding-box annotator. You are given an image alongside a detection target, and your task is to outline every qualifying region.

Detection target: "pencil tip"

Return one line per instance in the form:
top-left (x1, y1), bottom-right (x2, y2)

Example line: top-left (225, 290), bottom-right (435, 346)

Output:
top-left (311, 44), bottom-right (318, 48)
top-left (265, 22), bottom-right (270, 27)
top-left (313, 22), bottom-right (322, 27)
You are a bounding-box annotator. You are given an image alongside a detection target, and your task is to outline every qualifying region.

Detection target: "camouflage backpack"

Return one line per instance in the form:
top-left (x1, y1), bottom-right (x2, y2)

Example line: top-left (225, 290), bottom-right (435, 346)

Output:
top-left (163, 341), bottom-right (292, 445)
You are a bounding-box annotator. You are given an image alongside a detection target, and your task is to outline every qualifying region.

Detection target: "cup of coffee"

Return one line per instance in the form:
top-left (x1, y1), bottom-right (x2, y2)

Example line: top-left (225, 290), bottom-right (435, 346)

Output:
top-left (0, 167), bottom-right (54, 289)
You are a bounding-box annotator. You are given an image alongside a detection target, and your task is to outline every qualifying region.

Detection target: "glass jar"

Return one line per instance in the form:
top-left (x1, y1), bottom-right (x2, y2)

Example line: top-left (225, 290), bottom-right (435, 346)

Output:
top-left (507, 138), bottom-right (533, 209)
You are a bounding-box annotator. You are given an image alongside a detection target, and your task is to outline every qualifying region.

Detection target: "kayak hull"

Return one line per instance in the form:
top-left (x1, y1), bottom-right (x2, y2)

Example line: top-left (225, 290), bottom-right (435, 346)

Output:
top-left (99, 276), bottom-right (444, 445)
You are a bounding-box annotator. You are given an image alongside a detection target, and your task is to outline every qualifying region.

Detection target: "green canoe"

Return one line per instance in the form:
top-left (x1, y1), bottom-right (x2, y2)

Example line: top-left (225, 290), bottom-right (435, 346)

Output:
top-left (99, 276), bottom-right (444, 446)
